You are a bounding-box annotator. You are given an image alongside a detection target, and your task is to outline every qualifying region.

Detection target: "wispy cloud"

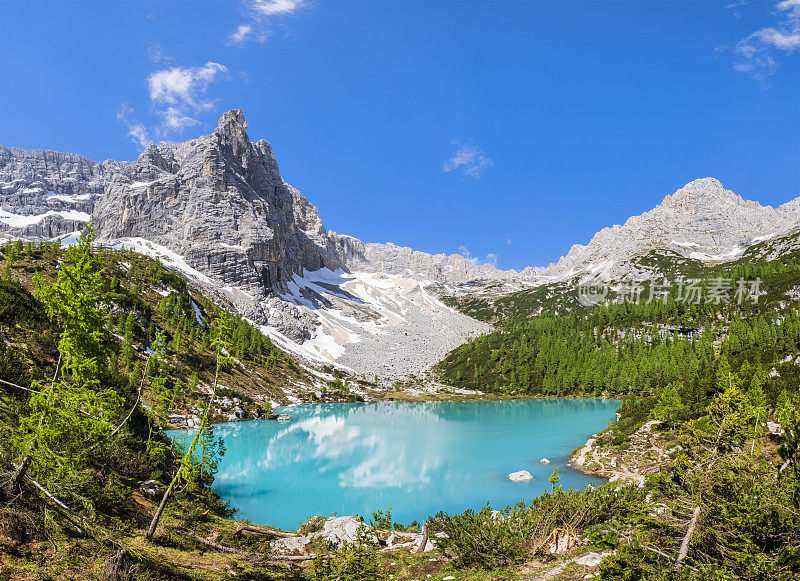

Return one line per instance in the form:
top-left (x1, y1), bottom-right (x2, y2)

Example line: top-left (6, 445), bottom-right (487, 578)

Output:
top-left (443, 141), bottom-right (493, 180)
top-left (117, 103), bottom-right (151, 149)
top-left (228, 0), bottom-right (306, 45)
top-left (458, 245), bottom-right (499, 268)
top-left (116, 60), bottom-right (229, 150)
top-left (147, 61), bottom-right (229, 133)
top-left (734, 0), bottom-right (800, 82)
top-left (725, 0), bottom-right (748, 19)
top-left (145, 43), bottom-right (173, 65)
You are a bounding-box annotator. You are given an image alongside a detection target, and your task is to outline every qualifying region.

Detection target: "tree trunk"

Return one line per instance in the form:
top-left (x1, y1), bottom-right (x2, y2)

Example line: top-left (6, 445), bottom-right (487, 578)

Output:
top-left (146, 481), bottom-right (173, 540)
top-left (7, 455), bottom-right (31, 495)
top-left (184, 530), bottom-right (246, 554)
top-left (414, 521), bottom-right (429, 553)
top-left (232, 524), bottom-right (296, 538)
top-left (675, 506), bottom-right (701, 569)
top-left (147, 346), bottom-right (222, 541)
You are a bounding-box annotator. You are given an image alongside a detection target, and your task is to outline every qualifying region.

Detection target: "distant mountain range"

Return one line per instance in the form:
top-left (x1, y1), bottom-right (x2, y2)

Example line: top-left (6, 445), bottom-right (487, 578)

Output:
top-left (2, 109), bottom-right (798, 377)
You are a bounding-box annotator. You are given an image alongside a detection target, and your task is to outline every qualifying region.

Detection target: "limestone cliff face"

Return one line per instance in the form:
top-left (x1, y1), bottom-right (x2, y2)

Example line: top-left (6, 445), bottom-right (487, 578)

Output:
top-left (333, 235), bottom-right (518, 282)
top-left (543, 178), bottom-right (800, 280)
top-left (0, 145), bottom-right (121, 238)
top-left (93, 110), bottom-right (343, 296)
top-left (5, 110), bottom-right (800, 300)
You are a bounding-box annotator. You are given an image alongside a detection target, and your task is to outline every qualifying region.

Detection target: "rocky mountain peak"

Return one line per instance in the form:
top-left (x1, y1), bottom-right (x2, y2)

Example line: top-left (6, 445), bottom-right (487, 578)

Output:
top-left (543, 178), bottom-right (800, 280)
top-left (659, 177), bottom-right (754, 212)
top-left (211, 109), bottom-right (255, 178)
top-left (216, 108), bottom-right (248, 135)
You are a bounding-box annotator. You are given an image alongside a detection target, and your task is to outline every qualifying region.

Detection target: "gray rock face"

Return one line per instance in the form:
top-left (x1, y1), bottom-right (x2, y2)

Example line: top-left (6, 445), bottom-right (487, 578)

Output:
top-left (543, 178), bottom-right (800, 280)
top-left (93, 110), bottom-right (343, 297)
top-left (333, 235), bottom-right (520, 282)
top-left (0, 145), bottom-right (121, 238)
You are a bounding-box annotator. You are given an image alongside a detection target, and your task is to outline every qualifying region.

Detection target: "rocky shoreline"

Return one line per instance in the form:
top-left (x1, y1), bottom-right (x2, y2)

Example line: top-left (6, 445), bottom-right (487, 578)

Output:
top-left (569, 419), bottom-right (678, 486)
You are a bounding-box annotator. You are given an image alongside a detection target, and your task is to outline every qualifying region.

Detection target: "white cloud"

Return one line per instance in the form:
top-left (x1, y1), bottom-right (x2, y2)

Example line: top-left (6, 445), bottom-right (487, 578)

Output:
top-left (252, 0), bottom-right (304, 17)
top-left (778, 0), bottom-right (800, 17)
top-left (735, 0), bottom-right (800, 81)
top-left (148, 62), bottom-right (227, 109)
top-left (147, 62), bottom-right (228, 136)
top-left (228, 0), bottom-right (305, 44)
top-left (443, 141), bottom-right (493, 180)
top-left (230, 24), bottom-right (256, 44)
top-left (458, 245), bottom-right (499, 268)
top-left (116, 103), bottom-right (151, 150)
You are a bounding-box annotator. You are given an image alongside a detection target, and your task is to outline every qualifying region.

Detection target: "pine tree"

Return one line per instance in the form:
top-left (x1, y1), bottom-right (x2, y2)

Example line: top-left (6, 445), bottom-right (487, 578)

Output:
top-left (714, 355), bottom-right (733, 395)
top-left (121, 312), bottom-right (136, 370)
top-left (650, 382), bottom-right (686, 429)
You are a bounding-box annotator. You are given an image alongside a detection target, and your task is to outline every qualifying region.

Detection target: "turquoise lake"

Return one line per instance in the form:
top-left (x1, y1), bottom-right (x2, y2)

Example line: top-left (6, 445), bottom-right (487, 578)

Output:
top-left (168, 399), bottom-right (619, 530)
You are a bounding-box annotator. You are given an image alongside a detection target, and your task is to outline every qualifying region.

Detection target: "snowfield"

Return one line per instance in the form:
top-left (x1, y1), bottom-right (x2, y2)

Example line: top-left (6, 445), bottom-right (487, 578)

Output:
top-left (275, 268), bottom-right (490, 379)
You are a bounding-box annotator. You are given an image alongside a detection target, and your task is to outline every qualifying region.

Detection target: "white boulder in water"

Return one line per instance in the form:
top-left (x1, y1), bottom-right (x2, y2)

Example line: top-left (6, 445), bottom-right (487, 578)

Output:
top-left (539, 458), bottom-right (551, 463)
top-left (507, 470), bottom-right (533, 482)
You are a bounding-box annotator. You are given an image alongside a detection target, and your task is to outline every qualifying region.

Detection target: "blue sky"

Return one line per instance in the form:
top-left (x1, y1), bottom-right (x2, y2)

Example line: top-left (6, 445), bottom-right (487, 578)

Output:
top-left (2, 1), bottom-right (799, 270)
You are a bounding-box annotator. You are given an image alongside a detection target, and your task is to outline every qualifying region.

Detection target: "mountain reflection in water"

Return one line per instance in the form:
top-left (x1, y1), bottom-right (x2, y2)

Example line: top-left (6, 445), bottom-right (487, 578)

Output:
top-left (168, 399), bottom-right (619, 530)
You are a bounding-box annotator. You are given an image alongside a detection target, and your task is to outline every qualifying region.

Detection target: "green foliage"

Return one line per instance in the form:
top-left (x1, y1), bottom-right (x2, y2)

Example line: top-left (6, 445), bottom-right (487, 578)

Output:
top-left (705, 385), bottom-right (755, 452)
top-left (432, 484), bottom-right (647, 569)
top-left (368, 508), bottom-right (392, 529)
top-left (12, 379), bottom-right (122, 494)
top-left (310, 526), bottom-right (381, 581)
top-left (777, 392), bottom-right (800, 505)
top-left (548, 467), bottom-right (560, 489)
top-left (11, 226), bottom-right (123, 503)
top-left (34, 225), bottom-right (108, 388)
top-left (650, 382), bottom-right (687, 428)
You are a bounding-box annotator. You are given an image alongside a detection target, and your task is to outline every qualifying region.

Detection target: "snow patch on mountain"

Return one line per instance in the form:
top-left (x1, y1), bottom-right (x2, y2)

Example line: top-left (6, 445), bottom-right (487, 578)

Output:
top-left (0, 208), bottom-right (91, 228)
top-left (104, 237), bottom-right (215, 285)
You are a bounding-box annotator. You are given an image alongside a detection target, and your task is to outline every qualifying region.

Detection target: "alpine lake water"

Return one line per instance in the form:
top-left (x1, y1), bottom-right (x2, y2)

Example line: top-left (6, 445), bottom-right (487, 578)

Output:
top-left (167, 398), bottom-right (619, 531)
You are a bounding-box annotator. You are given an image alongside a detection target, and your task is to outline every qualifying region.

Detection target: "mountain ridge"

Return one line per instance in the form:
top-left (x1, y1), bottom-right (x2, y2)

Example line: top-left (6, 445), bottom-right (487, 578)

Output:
top-left (3, 109), bottom-right (800, 377)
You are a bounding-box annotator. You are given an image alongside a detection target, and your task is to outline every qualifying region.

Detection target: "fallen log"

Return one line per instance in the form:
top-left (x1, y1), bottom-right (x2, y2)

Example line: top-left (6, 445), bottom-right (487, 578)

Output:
top-left (270, 554), bottom-right (329, 562)
top-left (182, 530), bottom-right (331, 562)
top-left (183, 531), bottom-right (247, 554)
top-left (232, 524), bottom-right (297, 538)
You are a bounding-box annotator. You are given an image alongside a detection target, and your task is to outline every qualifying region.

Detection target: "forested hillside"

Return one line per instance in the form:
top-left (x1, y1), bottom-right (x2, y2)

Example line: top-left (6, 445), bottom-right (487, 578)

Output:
top-left (430, 245), bottom-right (800, 578)
top-left (439, 252), bottom-right (800, 406)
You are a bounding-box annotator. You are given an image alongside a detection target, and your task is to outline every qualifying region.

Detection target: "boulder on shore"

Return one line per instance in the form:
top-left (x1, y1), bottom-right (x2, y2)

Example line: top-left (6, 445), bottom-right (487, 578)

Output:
top-left (312, 516), bottom-right (363, 547)
top-left (271, 535), bottom-right (311, 554)
top-left (507, 470), bottom-right (533, 482)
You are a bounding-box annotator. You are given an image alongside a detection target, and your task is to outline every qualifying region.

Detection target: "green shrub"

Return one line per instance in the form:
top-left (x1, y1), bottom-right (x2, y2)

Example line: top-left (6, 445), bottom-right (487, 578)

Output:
top-left (310, 527), bottom-right (381, 581)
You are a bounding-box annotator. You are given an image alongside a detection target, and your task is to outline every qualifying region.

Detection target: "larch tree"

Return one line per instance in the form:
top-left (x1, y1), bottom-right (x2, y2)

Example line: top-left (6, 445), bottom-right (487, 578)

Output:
top-left (10, 225), bottom-right (122, 501)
